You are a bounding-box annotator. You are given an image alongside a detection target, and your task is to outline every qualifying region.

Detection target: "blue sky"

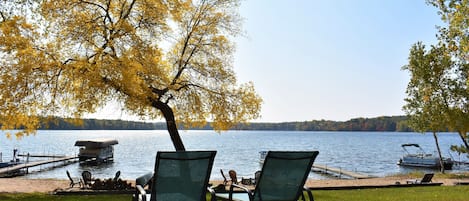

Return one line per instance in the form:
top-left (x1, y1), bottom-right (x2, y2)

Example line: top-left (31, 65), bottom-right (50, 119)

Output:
top-left (89, 0), bottom-right (443, 123)
top-left (233, 0), bottom-right (443, 122)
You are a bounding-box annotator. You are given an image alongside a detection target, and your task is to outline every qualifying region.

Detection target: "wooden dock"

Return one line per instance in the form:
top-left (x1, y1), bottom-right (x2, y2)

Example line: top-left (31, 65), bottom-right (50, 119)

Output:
top-left (312, 164), bottom-right (372, 179)
top-left (0, 156), bottom-right (78, 176)
top-left (18, 154), bottom-right (66, 158)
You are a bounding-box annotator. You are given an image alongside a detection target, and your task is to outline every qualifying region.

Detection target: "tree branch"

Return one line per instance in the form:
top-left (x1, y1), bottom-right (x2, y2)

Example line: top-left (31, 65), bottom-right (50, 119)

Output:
top-left (150, 86), bottom-right (168, 96)
top-left (0, 11), bottom-right (5, 22)
top-left (171, 3), bottom-right (208, 86)
top-left (79, 0), bottom-right (107, 12)
top-left (120, 0), bottom-right (136, 20)
top-left (174, 82), bottom-right (223, 96)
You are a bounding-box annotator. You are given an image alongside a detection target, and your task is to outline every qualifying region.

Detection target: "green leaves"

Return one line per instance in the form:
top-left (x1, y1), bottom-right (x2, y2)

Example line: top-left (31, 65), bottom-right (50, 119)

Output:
top-left (404, 0), bottom-right (469, 151)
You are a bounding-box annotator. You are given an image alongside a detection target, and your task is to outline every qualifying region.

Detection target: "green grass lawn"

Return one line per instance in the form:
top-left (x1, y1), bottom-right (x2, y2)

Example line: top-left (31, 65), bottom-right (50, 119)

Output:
top-left (311, 186), bottom-right (469, 201)
top-left (0, 193), bottom-right (131, 201)
top-left (0, 186), bottom-right (468, 201)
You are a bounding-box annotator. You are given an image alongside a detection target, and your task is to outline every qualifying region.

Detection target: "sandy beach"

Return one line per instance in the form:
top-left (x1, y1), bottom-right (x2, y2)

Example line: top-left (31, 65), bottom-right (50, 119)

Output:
top-left (0, 176), bottom-right (467, 193)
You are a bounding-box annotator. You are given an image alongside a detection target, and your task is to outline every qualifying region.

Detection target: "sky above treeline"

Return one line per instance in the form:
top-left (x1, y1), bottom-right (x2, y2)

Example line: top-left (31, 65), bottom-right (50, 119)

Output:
top-left (232, 0), bottom-right (443, 122)
top-left (90, 0), bottom-right (444, 123)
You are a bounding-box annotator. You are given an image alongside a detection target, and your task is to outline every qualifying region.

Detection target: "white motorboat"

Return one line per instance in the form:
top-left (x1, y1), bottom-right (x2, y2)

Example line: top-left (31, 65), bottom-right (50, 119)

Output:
top-left (397, 144), bottom-right (453, 170)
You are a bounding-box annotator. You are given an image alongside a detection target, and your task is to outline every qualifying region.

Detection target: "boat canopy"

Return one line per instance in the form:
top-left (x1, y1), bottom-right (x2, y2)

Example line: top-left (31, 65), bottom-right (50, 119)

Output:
top-left (401, 144), bottom-right (421, 148)
top-left (74, 139), bottom-right (118, 148)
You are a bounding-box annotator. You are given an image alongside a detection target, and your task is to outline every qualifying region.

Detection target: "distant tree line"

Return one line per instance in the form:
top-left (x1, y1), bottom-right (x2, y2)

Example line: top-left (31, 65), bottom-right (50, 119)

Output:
top-left (39, 117), bottom-right (166, 130)
top-left (231, 116), bottom-right (414, 132)
top-left (37, 116), bottom-right (421, 132)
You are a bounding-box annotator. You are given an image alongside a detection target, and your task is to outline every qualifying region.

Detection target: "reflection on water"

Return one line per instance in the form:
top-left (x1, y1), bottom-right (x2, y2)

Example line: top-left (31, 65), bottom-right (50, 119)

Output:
top-left (0, 130), bottom-right (467, 180)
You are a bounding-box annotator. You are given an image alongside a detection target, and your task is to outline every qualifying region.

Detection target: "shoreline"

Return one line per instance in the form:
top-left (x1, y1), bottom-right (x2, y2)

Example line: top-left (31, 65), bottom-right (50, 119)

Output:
top-left (1, 176), bottom-right (468, 193)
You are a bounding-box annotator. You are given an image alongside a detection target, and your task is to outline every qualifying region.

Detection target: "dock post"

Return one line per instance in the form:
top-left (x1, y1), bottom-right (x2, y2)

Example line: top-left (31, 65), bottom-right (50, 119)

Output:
top-left (339, 167), bottom-right (342, 179)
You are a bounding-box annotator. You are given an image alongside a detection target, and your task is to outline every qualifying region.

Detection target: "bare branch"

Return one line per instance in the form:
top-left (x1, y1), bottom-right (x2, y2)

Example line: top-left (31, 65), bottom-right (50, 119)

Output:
top-left (78, 0), bottom-right (107, 12)
top-left (120, 0), bottom-right (136, 20)
top-left (150, 86), bottom-right (168, 96)
top-left (0, 11), bottom-right (5, 22)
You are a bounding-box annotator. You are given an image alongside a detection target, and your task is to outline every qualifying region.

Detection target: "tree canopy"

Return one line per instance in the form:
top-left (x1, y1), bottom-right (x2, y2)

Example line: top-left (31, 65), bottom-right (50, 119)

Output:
top-left (403, 0), bottom-right (469, 152)
top-left (403, 42), bottom-right (452, 133)
top-left (0, 0), bottom-right (262, 150)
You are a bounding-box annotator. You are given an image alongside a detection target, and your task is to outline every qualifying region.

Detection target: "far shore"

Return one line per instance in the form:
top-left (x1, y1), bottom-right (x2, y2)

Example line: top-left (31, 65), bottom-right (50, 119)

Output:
top-left (1, 175), bottom-right (468, 193)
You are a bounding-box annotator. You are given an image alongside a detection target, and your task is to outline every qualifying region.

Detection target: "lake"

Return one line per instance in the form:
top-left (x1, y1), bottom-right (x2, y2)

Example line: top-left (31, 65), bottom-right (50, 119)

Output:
top-left (0, 130), bottom-right (467, 181)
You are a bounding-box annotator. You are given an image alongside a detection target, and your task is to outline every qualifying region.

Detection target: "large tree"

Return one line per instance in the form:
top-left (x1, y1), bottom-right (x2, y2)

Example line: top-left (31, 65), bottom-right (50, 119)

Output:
top-left (0, 0), bottom-right (262, 151)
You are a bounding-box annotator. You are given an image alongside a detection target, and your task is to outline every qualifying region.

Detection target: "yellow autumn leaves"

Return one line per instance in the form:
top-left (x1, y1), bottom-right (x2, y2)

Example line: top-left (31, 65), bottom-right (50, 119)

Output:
top-left (0, 0), bottom-right (262, 138)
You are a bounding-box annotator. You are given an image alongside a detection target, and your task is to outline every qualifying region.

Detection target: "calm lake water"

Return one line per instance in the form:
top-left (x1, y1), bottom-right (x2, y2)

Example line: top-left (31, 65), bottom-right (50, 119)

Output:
top-left (0, 130), bottom-right (467, 181)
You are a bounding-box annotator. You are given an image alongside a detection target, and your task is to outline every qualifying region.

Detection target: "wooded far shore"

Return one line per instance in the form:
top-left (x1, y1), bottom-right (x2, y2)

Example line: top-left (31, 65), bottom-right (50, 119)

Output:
top-left (36, 116), bottom-right (422, 132)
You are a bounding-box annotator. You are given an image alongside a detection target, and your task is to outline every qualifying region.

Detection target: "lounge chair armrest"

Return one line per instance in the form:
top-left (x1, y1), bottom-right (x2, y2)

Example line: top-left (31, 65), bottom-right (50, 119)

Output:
top-left (136, 172), bottom-right (153, 187)
top-left (134, 184), bottom-right (147, 201)
top-left (230, 183), bottom-right (252, 193)
top-left (229, 183), bottom-right (253, 200)
top-left (303, 186), bottom-right (314, 201)
top-left (207, 187), bottom-right (217, 201)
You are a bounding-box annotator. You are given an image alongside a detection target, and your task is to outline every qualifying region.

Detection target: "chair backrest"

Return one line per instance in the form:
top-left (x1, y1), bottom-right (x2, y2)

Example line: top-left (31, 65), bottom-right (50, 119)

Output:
top-left (150, 151), bottom-right (216, 201)
top-left (253, 151), bottom-right (319, 201)
top-left (421, 173), bottom-right (434, 183)
top-left (254, 171), bottom-right (261, 185)
top-left (228, 170), bottom-right (238, 184)
top-left (113, 170), bottom-right (121, 181)
top-left (136, 172), bottom-right (153, 187)
top-left (82, 171), bottom-right (92, 184)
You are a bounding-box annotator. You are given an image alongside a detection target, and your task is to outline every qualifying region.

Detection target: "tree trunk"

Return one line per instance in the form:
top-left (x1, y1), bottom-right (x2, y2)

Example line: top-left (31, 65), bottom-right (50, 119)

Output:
top-left (457, 131), bottom-right (469, 152)
top-left (432, 132), bottom-right (445, 173)
top-left (152, 100), bottom-right (186, 151)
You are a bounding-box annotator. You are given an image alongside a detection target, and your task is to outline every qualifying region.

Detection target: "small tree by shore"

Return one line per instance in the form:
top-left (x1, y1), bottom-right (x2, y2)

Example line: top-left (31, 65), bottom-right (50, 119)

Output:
top-left (403, 0), bottom-right (469, 164)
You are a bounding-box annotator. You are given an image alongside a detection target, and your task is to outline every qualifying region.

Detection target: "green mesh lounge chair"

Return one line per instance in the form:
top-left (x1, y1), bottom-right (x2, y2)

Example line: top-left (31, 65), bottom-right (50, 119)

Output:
top-left (217, 151), bottom-right (319, 201)
top-left (406, 173), bottom-right (434, 184)
top-left (133, 151), bottom-right (217, 201)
